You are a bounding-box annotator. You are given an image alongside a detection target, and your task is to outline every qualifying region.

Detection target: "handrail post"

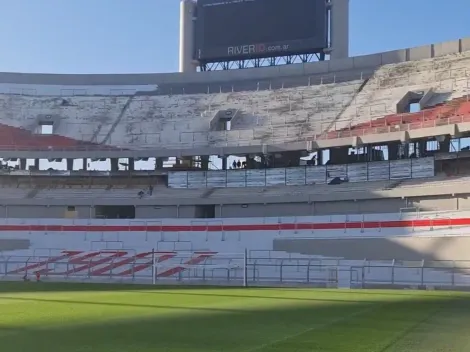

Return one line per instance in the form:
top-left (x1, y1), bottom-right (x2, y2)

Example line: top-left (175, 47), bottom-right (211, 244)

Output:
top-left (243, 248), bottom-right (248, 287)
top-left (451, 261), bottom-right (455, 287)
top-left (280, 259), bottom-right (284, 283)
top-left (307, 259), bottom-right (311, 284)
top-left (252, 259), bottom-right (257, 283)
top-left (421, 259), bottom-right (425, 286)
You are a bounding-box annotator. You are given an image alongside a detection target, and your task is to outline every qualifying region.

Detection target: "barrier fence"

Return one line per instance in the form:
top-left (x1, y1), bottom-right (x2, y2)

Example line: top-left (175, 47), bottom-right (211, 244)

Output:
top-left (1, 253), bottom-right (469, 290)
top-left (0, 212), bottom-right (462, 232)
top-left (169, 157), bottom-right (435, 188)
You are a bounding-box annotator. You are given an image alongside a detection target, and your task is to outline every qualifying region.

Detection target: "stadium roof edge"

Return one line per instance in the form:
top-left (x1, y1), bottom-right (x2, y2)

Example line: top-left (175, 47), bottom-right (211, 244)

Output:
top-left (0, 38), bottom-right (468, 86)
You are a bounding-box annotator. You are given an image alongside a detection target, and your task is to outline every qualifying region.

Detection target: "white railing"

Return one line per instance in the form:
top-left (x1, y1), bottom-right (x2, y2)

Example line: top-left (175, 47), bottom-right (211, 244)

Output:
top-left (1, 252), bottom-right (470, 289)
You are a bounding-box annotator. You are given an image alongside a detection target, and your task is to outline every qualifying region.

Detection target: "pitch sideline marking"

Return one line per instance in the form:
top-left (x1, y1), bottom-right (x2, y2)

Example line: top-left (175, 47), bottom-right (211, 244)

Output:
top-left (243, 304), bottom-right (379, 352)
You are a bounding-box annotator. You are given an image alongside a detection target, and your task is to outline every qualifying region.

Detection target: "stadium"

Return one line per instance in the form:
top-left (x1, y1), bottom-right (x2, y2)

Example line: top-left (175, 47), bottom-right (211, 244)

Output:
top-left (1, 0), bottom-right (470, 351)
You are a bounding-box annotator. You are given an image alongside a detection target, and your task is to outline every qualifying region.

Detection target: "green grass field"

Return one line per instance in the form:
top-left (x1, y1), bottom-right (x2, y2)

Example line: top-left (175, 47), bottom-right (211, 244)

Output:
top-left (0, 282), bottom-right (469, 351)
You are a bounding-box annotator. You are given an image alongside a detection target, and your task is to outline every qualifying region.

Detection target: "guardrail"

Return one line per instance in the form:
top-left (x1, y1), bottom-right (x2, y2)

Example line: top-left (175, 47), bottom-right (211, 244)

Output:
top-left (168, 157), bottom-right (435, 188)
top-left (1, 254), bottom-right (469, 290)
top-left (0, 213), bottom-right (462, 231)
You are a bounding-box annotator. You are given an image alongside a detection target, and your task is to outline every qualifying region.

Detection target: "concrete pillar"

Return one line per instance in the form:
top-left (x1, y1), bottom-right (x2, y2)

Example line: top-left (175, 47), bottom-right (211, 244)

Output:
top-left (330, 147), bottom-right (348, 164)
top-left (387, 143), bottom-right (399, 161)
top-left (179, 0), bottom-right (197, 73)
top-left (245, 155), bottom-right (255, 169)
top-left (66, 158), bottom-right (74, 171)
top-left (20, 159), bottom-right (27, 170)
top-left (110, 158), bottom-right (119, 172)
top-left (201, 156), bottom-right (209, 170)
top-left (82, 158), bottom-right (88, 171)
top-left (401, 143), bottom-right (410, 159)
top-left (155, 158), bottom-right (164, 169)
top-left (417, 140), bottom-right (427, 158)
top-left (439, 136), bottom-right (451, 153)
top-left (317, 150), bottom-right (323, 166)
top-left (330, 0), bottom-right (350, 60)
top-left (128, 158), bottom-right (135, 171)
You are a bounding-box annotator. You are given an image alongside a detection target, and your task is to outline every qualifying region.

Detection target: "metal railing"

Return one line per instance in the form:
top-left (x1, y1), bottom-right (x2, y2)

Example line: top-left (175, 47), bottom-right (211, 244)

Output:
top-left (321, 114), bottom-right (470, 140)
top-left (1, 253), bottom-right (469, 290)
top-left (0, 212), bottom-right (465, 230)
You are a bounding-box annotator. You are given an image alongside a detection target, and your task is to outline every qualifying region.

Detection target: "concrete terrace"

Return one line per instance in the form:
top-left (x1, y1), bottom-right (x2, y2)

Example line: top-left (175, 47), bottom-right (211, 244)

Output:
top-left (0, 38), bottom-right (468, 159)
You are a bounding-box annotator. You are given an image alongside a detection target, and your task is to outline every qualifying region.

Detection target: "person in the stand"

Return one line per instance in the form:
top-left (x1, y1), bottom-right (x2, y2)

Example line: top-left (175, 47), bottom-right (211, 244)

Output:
top-left (232, 160), bottom-right (237, 169)
top-left (237, 160), bottom-right (241, 168)
top-left (307, 155), bottom-right (316, 166)
top-left (35, 271), bottom-right (41, 282)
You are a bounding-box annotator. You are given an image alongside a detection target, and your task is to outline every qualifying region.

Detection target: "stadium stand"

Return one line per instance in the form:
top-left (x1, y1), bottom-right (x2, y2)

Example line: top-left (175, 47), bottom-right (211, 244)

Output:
top-left (0, 51), bottom-right (469, 151)
top-left (327, 52), bottom-right (470, 138)
top-left (1, 39), bottom-right (470, 289)
top-left (2, 211), bottom-right (470, 288)
top-left (0, 80), bottom-right (363, 149)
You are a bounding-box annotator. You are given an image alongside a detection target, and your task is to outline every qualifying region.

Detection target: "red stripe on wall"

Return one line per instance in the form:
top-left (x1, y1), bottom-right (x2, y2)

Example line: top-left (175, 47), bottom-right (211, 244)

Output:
top-left (0, 218), bottom-right (466, 233)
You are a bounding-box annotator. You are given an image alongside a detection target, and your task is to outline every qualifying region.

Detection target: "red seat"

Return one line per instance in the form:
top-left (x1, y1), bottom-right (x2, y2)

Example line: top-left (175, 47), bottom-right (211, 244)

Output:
top-left (334, 96), bottom-right (470, 138)
top-left (0, 123), bottom-right (121, 151)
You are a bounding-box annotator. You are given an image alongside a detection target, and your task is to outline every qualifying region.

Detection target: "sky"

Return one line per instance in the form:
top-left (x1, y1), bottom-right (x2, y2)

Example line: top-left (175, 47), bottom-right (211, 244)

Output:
top-left (0, 0), bottom-right (469, 170)
top-left (0, 0), bottom-right (469, 74)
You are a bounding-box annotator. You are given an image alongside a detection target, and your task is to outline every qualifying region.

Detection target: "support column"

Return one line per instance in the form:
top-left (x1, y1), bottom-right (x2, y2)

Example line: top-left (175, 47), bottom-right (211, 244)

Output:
top-left (179, 0), bottom-right (197, 73)
top-left (20, 159), bottom-right (27, 170)
top-left (245, 155), bottom-right (255, 169)
top-left (401, 143), bottom-right (410, 159)
top-left (201, 156), bottom-right (209, 170)
top-left (317, 150), bottom-right (323, 166)
top-left (128, 158), bottom-right (135, 171)
top-left (66, 158), bottom-right (74, 171)
top-left (417, 140), bottom-right (427, 158)
top-left (110, 158), bottom-right (119, 172)
top-left (330, 147), bottom-right (348, 164)
top-left (261, 154), bottom-right (268, 168)
top-left (387, 143), bottom-right (399, 161)
top-left (364, 146), bottom-right (371, 162)
top-left (155, 158), bottom-right (164, 169)
top-left (82, 158), bottom-right (88, 171)
top-left (221, 157), bottom-right (227, 170)
top-left (439, 136), bottom-right (451, 153)
top-left (330, 0), bottom-right (350, 60)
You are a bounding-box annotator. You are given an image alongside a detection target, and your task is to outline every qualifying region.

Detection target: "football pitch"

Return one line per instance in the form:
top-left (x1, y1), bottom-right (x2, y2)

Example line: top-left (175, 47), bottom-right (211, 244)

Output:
top-left (0, 283), bottom-right (470, 351)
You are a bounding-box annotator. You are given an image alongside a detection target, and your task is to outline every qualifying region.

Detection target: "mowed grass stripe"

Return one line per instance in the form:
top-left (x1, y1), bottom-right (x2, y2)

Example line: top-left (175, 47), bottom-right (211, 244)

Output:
top-left (251, 295), bottom-right (467, 352)
top-left (383, 298), bottom-right (470, 352)
top-left (244, 304), bottom-right (381, 352)
top-left (0, 283), bottom-right (468, 352)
